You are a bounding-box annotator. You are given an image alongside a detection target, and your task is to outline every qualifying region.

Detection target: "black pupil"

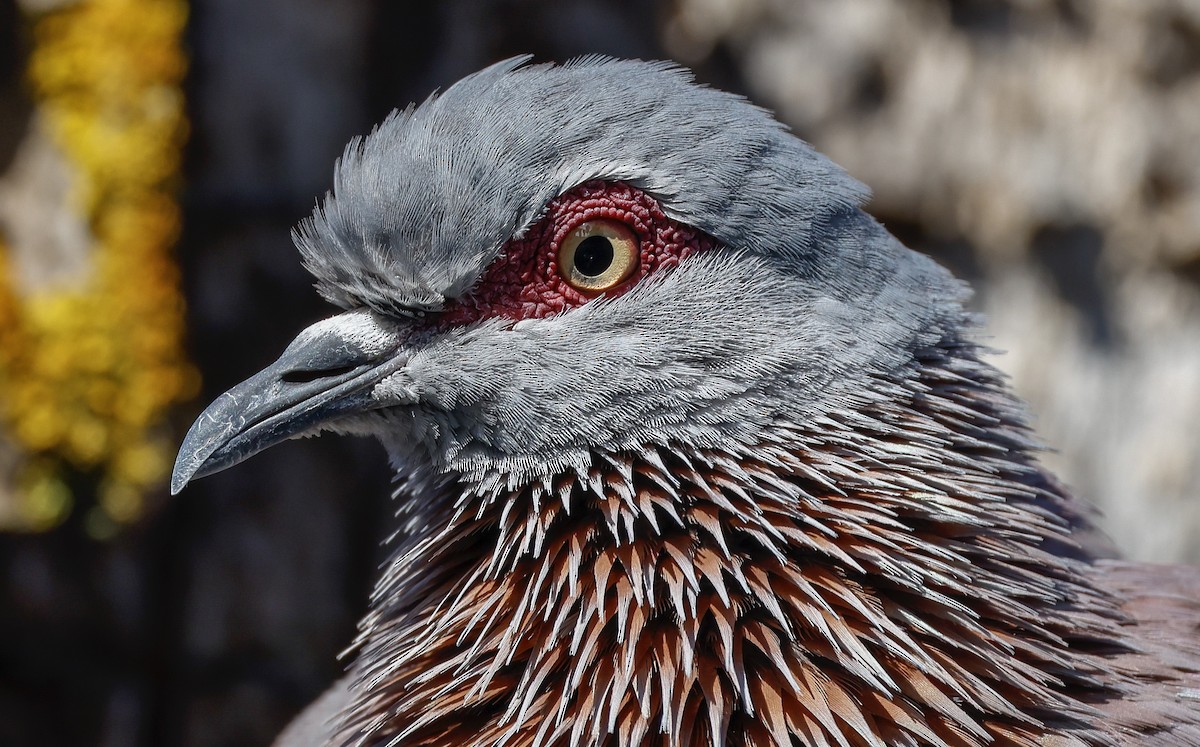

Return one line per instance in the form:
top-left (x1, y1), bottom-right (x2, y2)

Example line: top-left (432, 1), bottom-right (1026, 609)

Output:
top-left (574, 236), bottom-right (615, 277)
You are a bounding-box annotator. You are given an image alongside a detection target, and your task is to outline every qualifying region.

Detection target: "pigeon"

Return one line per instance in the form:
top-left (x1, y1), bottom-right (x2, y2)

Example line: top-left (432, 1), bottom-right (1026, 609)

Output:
top-left (173, 57), bottom-right (1200, 746)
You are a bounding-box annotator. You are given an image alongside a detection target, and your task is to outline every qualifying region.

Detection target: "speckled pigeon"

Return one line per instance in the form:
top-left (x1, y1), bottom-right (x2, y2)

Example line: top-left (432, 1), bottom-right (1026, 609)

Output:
top-left (173, 57), bottom-right (1200, 746)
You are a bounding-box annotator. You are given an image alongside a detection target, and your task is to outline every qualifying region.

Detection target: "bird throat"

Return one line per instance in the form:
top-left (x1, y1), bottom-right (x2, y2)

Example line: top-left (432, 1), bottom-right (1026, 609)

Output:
top-left (336, 342), bottom-right (1130, 747)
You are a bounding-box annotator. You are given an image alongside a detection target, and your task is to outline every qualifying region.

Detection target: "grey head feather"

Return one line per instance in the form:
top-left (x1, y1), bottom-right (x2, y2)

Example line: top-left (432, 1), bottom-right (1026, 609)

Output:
top-left (288, 56), bottom-right (970, 488)
top-left (380, 234), bottom-right (964, 486)
top-left (294, 55), bottom-right (871, 315)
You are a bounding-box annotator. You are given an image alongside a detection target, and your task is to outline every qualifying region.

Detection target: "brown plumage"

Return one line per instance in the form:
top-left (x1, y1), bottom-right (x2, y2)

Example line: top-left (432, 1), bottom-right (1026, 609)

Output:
top-left (172, 58), bottom-right (1200, 746)
top-left (333, 338), bottom-right (1200, 746)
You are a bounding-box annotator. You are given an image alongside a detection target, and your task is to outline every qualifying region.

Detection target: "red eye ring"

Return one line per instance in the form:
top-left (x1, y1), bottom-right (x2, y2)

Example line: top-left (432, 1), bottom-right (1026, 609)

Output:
top-left (437, 181), bottom-right (715, 326)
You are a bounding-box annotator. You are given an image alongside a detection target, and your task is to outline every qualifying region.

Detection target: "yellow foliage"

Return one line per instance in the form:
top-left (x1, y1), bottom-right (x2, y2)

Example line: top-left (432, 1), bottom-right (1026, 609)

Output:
top-left (19, 462), bottom-right (74, 533)
top-left (0, 0), bottom-right (196, 533)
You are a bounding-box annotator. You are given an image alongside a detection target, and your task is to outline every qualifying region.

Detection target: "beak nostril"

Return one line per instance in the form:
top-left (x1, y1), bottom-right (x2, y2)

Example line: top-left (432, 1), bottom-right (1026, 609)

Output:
top-left (281, 364), bottom-right (359, 384)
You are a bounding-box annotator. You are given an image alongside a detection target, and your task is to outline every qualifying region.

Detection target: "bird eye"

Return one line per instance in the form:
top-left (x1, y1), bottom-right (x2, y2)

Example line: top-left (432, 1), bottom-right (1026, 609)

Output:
top-left (557, 219), bottom-right (639, 292)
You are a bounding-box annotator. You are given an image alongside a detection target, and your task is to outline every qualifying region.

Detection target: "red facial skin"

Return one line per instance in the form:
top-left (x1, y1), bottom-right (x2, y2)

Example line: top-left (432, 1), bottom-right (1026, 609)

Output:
top-left (440, 181), bottom-right (717, 326)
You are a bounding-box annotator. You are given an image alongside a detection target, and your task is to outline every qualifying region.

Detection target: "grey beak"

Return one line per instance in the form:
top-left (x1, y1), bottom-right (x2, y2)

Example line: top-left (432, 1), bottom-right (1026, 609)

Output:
top-left (171, 311), bottom-right (407, 494)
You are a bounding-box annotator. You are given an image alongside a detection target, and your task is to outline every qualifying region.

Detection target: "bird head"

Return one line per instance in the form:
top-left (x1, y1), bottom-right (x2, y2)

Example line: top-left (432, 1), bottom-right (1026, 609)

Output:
top-left (173, 56), bottom-right (963, 495)
top-left (174, 58), bottom-right (1130, 747)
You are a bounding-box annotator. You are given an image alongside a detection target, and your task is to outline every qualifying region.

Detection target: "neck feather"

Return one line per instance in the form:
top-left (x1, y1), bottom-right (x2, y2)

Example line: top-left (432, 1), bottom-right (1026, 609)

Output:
top-left (337, 340), bottom-right (1130, 747)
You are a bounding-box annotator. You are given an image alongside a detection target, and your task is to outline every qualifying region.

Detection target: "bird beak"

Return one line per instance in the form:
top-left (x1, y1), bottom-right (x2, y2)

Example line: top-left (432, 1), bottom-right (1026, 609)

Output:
top-left (171, 310), bottom-right (407, 494)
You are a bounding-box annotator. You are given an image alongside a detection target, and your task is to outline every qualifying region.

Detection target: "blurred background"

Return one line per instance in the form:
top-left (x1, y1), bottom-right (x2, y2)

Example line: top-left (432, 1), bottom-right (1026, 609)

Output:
top-left (0, 0), bottom-right (1197, 744)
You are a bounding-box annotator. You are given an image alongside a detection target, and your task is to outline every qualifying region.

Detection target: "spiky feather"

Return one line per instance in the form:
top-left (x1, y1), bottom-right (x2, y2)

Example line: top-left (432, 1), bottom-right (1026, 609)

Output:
top-left (333, 330), bottom-right (1199, 746)
top-left (174, 57), bottom-right (1200, 747)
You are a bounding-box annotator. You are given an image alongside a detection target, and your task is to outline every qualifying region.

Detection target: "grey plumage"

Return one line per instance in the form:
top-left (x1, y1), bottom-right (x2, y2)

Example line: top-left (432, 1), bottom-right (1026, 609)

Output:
top-left (174, 57), bottom-right (1200, 746)
top-left (288, 56), bottom-right (952, 487)
top-left (295, 56), bottom-right (865, 314)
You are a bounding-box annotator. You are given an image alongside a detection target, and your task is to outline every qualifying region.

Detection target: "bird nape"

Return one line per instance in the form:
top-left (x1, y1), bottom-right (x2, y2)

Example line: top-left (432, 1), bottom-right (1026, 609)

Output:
top-left (173, 57), bottom-right (1200, 747)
